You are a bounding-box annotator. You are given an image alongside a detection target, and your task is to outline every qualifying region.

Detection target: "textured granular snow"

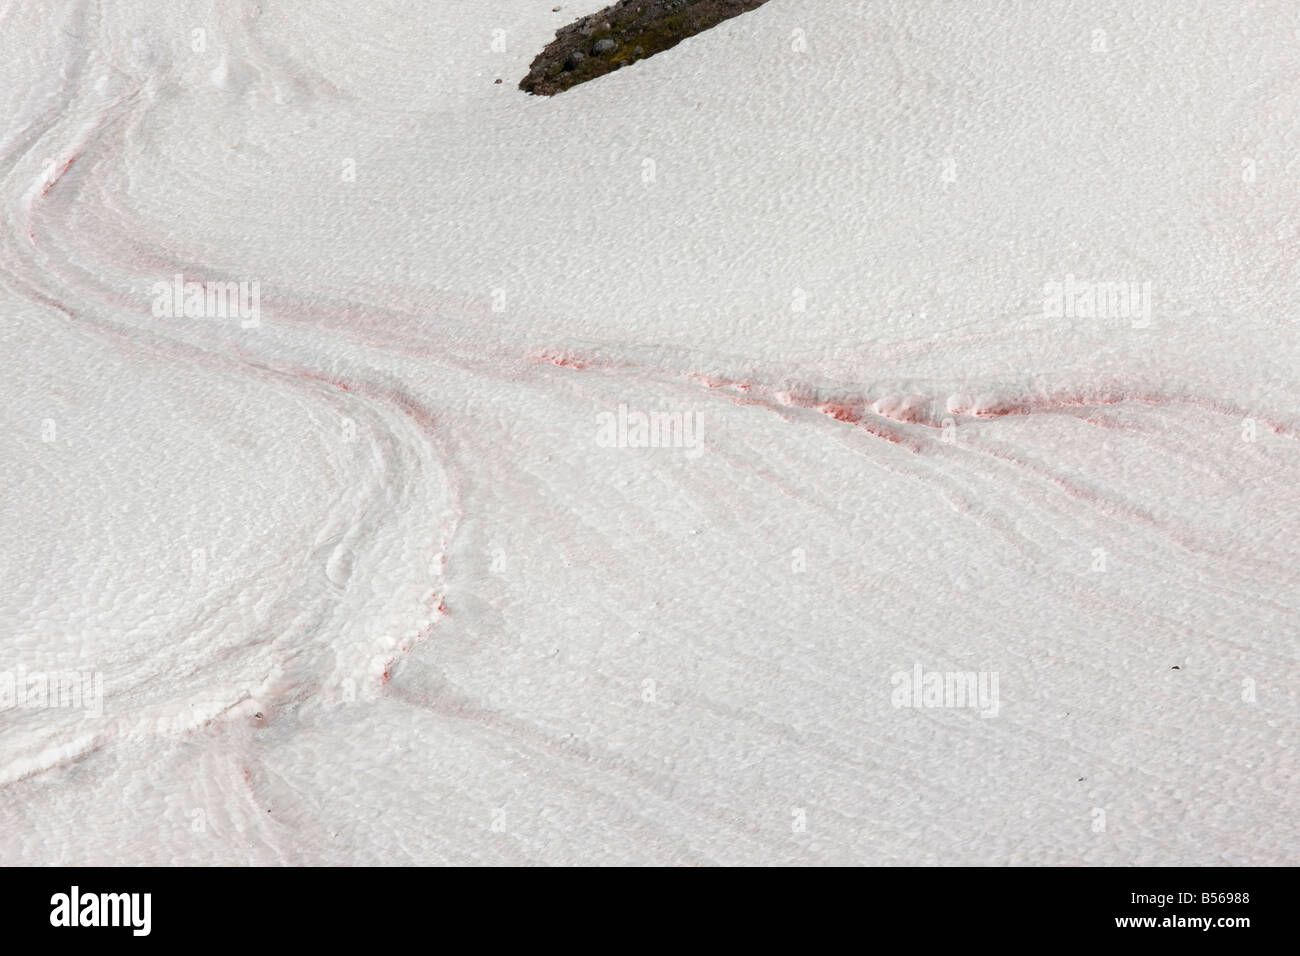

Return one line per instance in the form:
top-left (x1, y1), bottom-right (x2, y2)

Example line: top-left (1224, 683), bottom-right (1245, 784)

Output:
top-left (0, 0), bottom-right (1296, 865)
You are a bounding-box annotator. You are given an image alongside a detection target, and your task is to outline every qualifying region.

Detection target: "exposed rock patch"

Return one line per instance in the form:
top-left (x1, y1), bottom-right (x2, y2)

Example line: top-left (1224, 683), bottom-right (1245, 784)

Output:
top-left (521, 0), bottom-right (772, 96)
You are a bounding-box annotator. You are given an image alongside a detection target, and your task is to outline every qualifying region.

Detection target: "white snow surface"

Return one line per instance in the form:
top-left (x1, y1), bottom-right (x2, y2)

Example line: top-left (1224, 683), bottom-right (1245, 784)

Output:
top-left (1, 0), bottom-right (1297, 865)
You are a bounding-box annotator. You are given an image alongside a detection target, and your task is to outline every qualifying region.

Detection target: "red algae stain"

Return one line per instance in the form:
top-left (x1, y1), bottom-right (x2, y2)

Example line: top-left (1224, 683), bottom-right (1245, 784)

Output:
top-left (40, 155), bottom-right (79, 197)
top-left (819, 402), bottom-right (862, 423)
top-left (530, 352), bottom-right (1297, 450)
top-left (537, 349), bottom-right (588, 370)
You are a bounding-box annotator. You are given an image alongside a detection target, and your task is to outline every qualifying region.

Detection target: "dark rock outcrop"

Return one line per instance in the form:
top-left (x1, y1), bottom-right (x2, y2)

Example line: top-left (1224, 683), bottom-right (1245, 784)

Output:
top-left (521, 0), bottom-right (772, 96)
